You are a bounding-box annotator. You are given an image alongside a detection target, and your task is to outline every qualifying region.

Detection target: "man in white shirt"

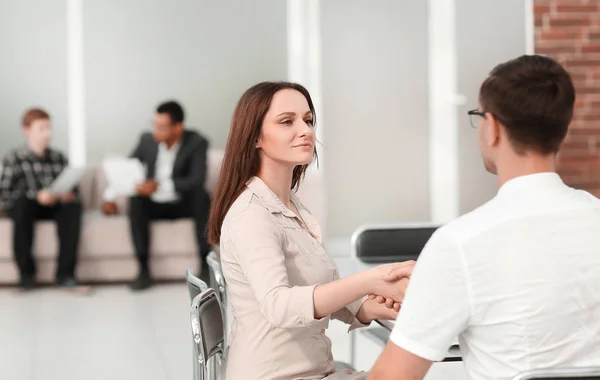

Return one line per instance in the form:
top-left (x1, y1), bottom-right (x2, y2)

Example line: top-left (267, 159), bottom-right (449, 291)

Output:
top-left (102, 101), bottom-right (211, 291)
top-left (368, 55), bottom-right (600, 379)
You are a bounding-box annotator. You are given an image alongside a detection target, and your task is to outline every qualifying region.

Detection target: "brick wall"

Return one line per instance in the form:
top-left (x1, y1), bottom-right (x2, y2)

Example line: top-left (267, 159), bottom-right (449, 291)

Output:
top-left (535, 0), bottom-right (600, 196)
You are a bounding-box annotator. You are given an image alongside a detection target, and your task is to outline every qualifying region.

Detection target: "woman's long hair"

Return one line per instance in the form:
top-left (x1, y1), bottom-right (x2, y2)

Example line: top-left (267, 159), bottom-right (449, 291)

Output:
top-left (207, 81), bottom-right (318, 245)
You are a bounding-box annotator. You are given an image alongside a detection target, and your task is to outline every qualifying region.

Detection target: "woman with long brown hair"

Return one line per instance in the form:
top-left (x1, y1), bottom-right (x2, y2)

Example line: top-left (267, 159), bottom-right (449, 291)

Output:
top-left (208, 81), bottom-right (414, 380)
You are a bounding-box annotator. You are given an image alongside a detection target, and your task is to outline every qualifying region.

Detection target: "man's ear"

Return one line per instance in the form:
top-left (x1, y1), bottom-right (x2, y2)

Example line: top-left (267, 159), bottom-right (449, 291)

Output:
top-left (485, 113), bottom-right (501, 148)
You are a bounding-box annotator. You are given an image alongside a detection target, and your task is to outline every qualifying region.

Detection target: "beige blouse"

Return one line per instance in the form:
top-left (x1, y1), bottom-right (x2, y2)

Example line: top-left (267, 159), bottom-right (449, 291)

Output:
top-left (220, 177), bottom-right (368, 380)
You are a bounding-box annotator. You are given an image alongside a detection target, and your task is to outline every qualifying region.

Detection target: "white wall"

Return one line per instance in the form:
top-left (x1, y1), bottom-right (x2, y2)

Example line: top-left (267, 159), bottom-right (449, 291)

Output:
top-left (83, 0), bottom-right (288, 163)
top-left (0, 0), bottom-right (69, 157)
top-left (456, 0), bottom-right (527, 214)
top-left (320, 0), bottom-right (430, 237)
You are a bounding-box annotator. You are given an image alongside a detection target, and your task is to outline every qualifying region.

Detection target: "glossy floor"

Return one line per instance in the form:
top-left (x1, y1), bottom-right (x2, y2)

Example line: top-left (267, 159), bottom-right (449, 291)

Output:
top-left (0, 282), bottom-right (466, 380)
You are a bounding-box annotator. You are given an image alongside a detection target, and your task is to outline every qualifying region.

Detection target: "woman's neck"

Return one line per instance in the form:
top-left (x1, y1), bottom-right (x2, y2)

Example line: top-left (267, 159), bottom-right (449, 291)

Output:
top-left (258, 162), bottom-right (294, 208)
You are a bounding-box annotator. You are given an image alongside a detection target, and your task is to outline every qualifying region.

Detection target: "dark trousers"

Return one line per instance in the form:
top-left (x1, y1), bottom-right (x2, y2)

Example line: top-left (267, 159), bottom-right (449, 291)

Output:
top-left (9, 197), bottom-right (82, 281)
top-left (128, 190), bottom-right (211, 271)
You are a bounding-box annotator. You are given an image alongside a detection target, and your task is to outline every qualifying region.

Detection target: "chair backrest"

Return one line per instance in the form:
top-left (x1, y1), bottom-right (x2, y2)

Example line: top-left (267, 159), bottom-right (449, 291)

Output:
top-left (186, 268), bottom-right (208, 302)
top-left (350, 223), bottom-right (439, 263)
top-left (190, 288), bottom-right (226, 380)
top-left (512, 368), bottom-right (600, 380)
top-left (206, 251), bottom-right (227, 307)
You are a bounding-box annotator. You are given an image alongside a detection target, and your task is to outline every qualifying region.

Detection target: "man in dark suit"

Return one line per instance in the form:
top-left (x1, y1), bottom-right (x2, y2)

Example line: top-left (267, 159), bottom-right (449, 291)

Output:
top-left (102, 101), bottom-right (211, 291)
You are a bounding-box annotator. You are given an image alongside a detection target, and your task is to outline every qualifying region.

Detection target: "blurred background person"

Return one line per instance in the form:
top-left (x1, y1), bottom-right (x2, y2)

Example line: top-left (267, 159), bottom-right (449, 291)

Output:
top-left (0, 108), bottom-right (89, 293)
top-left (102, 100), bottom-right (211, 291)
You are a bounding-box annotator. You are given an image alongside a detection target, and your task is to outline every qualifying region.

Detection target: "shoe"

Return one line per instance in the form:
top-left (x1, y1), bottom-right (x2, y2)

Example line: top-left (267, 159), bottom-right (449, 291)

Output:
top-left (17, 276), bottom-right (37, 292)
top-left (129, 270), bottom-right (152, 291)
top-left (57, 277), bottom-right (93, 295)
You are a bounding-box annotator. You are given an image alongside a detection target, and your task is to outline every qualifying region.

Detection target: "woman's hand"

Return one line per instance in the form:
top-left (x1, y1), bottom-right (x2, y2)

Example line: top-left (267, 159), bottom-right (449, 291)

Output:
top-left (357, 297), bottom-right (400, 323)
top-left (367, 261), bottom-right (415, 304)
top-left (368, 294), bottom-right (401, 312)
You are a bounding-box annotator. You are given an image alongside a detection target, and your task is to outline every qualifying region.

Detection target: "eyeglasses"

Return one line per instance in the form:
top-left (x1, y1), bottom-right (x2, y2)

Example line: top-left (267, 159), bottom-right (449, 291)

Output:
top-left (467, 109), bottom-right (486, 128)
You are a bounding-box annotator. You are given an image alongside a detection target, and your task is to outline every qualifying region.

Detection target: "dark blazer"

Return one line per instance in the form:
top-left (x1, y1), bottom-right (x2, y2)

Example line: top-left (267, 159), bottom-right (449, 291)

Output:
top-left (130, 129), bottom-right (209, 197)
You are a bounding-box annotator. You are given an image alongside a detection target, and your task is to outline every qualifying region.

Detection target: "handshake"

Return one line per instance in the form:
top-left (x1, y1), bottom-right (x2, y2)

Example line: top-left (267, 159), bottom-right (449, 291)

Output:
top-left (357, 260), bottom-right (416, 322)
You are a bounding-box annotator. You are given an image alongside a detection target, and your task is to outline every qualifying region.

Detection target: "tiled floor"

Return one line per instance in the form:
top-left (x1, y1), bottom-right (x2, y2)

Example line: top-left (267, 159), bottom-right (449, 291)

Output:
top-left (0, 239), bottom-right (467, 380)
top-left (0, 282), bottom-right (466, 380)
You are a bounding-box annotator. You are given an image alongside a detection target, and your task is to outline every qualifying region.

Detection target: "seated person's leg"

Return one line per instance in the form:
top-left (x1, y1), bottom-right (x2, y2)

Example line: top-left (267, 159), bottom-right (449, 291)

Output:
top-left (128, 196), bottom-right (156, 290)
top-left (166, 190), bottom-right (210, 280)
top-left (8, 197), bottom-right (38, 290)
top-left (192, 190), bottom-right (211, 272)
top-left (53, 200), bottom-right (84, 289)
top-left (177, 190), bottom-right (211, 279)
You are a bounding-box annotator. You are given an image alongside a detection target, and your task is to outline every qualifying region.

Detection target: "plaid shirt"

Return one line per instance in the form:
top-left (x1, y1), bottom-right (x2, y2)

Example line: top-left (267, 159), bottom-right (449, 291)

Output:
top-left (0, 147), bottom-right (70, 210)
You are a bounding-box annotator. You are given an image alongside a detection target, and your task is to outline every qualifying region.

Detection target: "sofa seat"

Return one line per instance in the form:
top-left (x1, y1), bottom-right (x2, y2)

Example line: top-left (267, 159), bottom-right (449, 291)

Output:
top-left (80, 211), bottom-right (198, 258)
top-left (0, 210), bottom-right (200, 284)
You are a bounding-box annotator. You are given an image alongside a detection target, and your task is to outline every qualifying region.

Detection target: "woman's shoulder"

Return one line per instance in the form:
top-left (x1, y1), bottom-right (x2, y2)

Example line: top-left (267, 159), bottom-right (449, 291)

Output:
top-left (223, 187), bottom-right (274, 227)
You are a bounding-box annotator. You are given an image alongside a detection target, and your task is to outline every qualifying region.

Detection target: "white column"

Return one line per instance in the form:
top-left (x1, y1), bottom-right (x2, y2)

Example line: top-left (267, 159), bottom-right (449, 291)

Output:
top-left (525, 0), bottom-right (535, 54)
top-left (286, 0), bottom-right (324, 170)
top-left (428, 0), bottom-right (461, 223)
top-left (66, 0), bottom-right (86, 166)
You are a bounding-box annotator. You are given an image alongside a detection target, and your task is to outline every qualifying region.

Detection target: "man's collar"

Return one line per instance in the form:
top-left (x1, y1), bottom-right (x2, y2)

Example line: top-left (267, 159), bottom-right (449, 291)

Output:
top-left (497, 172), bottom-right (564, 197)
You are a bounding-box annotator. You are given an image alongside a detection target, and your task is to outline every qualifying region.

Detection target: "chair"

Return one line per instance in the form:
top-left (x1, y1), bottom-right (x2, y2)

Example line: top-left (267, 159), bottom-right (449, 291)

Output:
top-left (350, 223), bottom-right (439, 263)
top-left (190, 288), bottom-right (226, 380)
top-left (186, 268), bottom-right (207, 301)
top-left (203, 253), bottom-right (356, 374)
top-left (206, 251), bottom-right (227, 308)
top-left (512, 368), bottom-right (600, 380)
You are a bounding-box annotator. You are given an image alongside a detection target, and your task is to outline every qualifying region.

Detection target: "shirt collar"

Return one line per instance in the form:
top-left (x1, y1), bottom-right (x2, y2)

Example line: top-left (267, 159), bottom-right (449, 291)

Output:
top-left (22, 145), bottom-right (49, 160)
top-left (159, 141), bottom-right (180, 152)
top-left (497, 172), bottom-right (565, 197)
top-left (246, 176), bottom-right (297, 218)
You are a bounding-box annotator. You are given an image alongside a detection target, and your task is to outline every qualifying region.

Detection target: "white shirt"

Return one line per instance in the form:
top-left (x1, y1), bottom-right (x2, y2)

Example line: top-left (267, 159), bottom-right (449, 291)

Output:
top-left (390, 173), bottom-right (600, 380)
top-left (103, 142), bottom-right (179, 203)
top-left (150, 142), bottom-right (179, 203)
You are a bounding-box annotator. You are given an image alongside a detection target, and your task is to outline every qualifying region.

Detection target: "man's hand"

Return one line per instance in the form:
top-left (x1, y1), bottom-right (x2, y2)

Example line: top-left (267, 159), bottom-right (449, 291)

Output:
top-left (37, 190), bottom-right (57, 206)
top-left (102, 201), bottom-right (118, 215)
top-left (368, 260), bottom-right (416, 306)
top-left (136, 180), bottom-right (158, 197)
top-left (59, 192), bottom-right (76, 203)
top-left (382, 260), bottom-right (416, 282)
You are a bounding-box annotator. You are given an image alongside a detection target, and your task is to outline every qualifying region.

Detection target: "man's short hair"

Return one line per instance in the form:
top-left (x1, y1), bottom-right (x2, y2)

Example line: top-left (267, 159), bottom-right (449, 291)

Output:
top-left (479, 55), bottom-right (575, 155)
top-left (22, 108), bottom-right (50, 128)
top-left (156, 100), bottom-right (185, 125)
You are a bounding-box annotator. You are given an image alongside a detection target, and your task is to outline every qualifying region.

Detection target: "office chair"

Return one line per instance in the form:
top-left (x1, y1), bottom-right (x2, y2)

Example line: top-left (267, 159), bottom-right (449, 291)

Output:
top-left (206, 251), bottom-right (227, 308)
top-left (202, 253), bottom-right (355, 374)
top-left (512, 367), bottom-right (600, 380)
top-left (350, 222), bottom-right (439, 263)
top-left (186, 268), bottom-right (207, 302)
top-left (190, 288), bottom-right (226, 380)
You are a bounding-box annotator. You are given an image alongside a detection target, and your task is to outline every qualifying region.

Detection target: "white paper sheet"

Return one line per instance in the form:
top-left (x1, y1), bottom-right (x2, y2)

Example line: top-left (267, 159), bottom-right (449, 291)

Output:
top-left (48, 167), bottom-right (86, 194)
top-left (102, 158), bottom-right (145, 197)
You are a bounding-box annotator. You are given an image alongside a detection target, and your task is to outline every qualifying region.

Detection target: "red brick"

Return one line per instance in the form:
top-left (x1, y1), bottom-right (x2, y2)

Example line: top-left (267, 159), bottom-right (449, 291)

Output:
top-left (582, 43), bottom-right (600, 53)
top-left (563, 58), bottom-right (600, 67)
top-left (589, 31), bottom-right (600, 40)
top-left (553, 0), bottom-right (594, 5)
top-left (534, 4), bottom-right (551, 14)
top-left (535, 16), bottom-right (544, 27)
top-left (536, 45), bottom-right (578, 54)
top-left (574, 98), bottom-right (587, 108)
top-left (556, 5), bottom-right (599, 13)
top-left (588, 99), bottom-right (600, 107)
top-left (574, 86), bottom-right (600, 95)
top-left (538, 30), bottom-right (586, 40)
top-left (549, 16), bottom-right (592, 27)
top-left (574, 111), bottom-right (600, 120)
